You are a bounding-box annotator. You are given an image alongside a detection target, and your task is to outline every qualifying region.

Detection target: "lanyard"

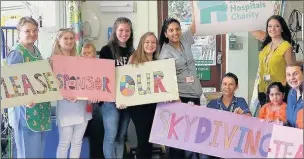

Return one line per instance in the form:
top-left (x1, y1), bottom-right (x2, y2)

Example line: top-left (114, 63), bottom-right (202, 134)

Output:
top-left (169, 42), bottom-right (191, 75)
top-left (219, 101), bottom-right (235, 112)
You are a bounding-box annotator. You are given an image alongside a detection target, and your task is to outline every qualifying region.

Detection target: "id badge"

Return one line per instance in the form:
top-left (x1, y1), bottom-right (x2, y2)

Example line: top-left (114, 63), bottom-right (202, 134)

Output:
top-left (263, 74), bottom-right (271, 81)
top-left (185, 76), bottom-right (194, 83)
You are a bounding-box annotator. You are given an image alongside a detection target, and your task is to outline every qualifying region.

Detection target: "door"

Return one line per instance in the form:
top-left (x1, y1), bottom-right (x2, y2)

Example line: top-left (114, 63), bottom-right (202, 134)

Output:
top-left (157, 1), bottom-right (226, 93)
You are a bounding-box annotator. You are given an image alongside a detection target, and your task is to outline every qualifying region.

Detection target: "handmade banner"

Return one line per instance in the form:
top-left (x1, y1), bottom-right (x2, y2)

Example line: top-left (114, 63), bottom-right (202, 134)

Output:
top-left (267, 125), bottom-right (303, 158)
top-left (1, 60), bottom-right (62, 109)
top-left (52, 55), bottom-right (115, 101)
top-left (193, 1), bottom-right (277, 35)
top-left (115, 59), bottom-right (179, 107)
top-left (149, 102), bottom-right (274, 158)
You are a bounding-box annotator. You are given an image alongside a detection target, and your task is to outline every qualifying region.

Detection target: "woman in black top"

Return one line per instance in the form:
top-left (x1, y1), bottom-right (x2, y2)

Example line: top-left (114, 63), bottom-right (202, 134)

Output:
top-left (99, 17), bottom-right (134, 159)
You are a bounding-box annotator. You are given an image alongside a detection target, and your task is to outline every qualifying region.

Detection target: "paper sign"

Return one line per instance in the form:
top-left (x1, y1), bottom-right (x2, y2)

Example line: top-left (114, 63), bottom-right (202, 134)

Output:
top-left (193, 1), bottom-right (276, 35)
top-left (267, 125), bottom-right (303, 158)
top-left (115, 59), bottom-right (179, 107)
top-left (1, 60), bottom-right (62, 109)
top-left (150, 102), bottom-right (274, 158)
top-left (52, 55), bottom-right (115, 101)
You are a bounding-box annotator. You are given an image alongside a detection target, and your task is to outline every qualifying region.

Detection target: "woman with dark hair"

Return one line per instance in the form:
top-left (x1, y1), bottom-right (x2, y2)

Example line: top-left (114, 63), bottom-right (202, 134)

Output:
top-left (158, 2), bottom-right (202, 159)
top-left (202, 72), bottom-right (251, 159)
top-left (99, 17), bottom-right (134, 158)
top-left (251, 15), bottom-right (296, 108)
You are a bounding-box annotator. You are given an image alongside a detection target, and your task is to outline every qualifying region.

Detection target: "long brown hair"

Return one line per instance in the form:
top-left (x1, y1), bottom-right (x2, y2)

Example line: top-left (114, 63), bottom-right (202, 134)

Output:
top-left (108, 17), bottom-right (134, 59)
top-left (51, 28), bottom-right (77, 57)
top-left (130, 32), bottom-right (159, 65)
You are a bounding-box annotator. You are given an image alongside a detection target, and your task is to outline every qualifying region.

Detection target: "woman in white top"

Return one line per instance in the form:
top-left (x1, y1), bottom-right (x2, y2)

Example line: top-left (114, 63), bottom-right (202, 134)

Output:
top-left (51, 28), bottom-right (92, 158)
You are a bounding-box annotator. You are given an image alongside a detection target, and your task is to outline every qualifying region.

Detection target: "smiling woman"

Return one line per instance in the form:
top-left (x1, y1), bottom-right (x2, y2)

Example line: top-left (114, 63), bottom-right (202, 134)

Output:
top-left (251, 15), bottom-right (296, 107)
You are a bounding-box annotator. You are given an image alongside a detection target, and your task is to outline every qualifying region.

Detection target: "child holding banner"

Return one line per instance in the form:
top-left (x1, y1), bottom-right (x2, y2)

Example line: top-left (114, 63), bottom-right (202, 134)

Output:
top-left (51, 28), bottom-right (92, 158)
top-left (127, 32), bottom-right (159, 158)
top-left (285, 62), bottom-right (303, 129)
top-left (6, 16), bottom-right (51, 158)
top-left (99, 17), bottom-right (134, 158)
top-left (81, 42), bottom-right (105, 158)
top-left (158, 2), bottom-right (202, 158)
top-left (258, 82), bottom-right (287, 124)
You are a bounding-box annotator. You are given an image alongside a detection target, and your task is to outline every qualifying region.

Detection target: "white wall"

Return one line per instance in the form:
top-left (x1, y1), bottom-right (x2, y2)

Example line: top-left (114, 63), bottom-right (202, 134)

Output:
top-left (226, 32), bottom-right (249, 102)
top-left (81, 1), bottom-right (158, 52)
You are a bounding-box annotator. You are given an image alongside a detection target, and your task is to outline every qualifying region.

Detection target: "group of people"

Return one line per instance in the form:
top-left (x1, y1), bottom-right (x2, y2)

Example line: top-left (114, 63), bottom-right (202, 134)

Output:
top-left (4, 4), bottom-right (303, 159)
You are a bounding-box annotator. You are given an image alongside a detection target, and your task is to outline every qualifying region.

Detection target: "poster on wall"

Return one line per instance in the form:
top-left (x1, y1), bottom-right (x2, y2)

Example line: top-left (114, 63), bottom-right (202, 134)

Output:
top-left (193, 1), bottom-right (281, 35)
top-left (115, 59), bottom-right (179, 107)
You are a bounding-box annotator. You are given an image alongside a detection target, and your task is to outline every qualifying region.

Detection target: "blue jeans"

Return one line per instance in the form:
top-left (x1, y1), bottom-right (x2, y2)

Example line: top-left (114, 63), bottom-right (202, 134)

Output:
top-left (100, 102), bottom-right (130, 158)
top-left (13, 114), bottom-right (46, 158)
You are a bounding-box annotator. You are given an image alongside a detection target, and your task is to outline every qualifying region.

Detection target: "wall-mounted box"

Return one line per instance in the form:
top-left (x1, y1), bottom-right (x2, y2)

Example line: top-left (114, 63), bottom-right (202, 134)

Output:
top-left (100, 1), bottom-right (136, 13)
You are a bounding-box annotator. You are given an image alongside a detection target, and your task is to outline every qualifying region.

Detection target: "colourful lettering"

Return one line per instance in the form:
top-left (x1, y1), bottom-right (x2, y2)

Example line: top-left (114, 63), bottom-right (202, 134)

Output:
top-left (157, 109), bottom-right (171, 137)
top-left (294, 144), bottom-right (303, 158)
top-left (1, 77), bottom-right (15, 98)
top-left (137, 73), bottom-right (151, 95)
top-left (259, 133), bottom-right (271, 157)
top-left (168, 113), bottom-right (184, 140)
top-left (21, 74), bottom-right (36, 96)
top-left (153, 71), bottom-right (167, 93)
top-left (34, 73), bottom-right (47, 94)
top-left (234, 126), bottom-right (249, 153)
top-left (102, 77), bottom-right (111, 93)
top-left (209, 120), bottom-right (222, 147)
top-left (9, 76), bottom-right (23, 97)
top-left (68, 76), bottom-right (76, 90)
top-left (95, 77), bottom-right (102, 90)
top-left (120, 75), bottom-right (135, 96)
top-left (42, 72), bottom-right (57, 91)
top-left (76, 76), bottom-right (85, 90)
top-left (244, 130), bottom-right (261, 155)
top-left (184, 115), bottom-right (198, 142)
top-left (224, 124), bottom-right (239, 149)
top-left (86, 76), bottom-right (94, 90)
top-left (56, 74), bottom-right (63, 88)
top-left (195, 117), bottom-right (211, 143)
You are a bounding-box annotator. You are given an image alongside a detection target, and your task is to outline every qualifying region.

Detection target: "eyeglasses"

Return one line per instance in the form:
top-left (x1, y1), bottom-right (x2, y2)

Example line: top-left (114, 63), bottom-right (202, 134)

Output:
top-left (19, 29), bottom-right (39, 35)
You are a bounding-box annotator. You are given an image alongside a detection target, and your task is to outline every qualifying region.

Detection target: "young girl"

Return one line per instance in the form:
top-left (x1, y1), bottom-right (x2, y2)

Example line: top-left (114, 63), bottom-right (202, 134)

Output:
top-left (258, 82), bottom-right (287, 124)
top-left (285, 62), bottom-right (303, 129)
top-left (127, 32), bottom-right (159, 158)
top-left (81, 42), bottom-right (105, 158)
top-left (99, 17), bottom-right (134, 159)
top-left (51, 28), bottom-right (92, 158)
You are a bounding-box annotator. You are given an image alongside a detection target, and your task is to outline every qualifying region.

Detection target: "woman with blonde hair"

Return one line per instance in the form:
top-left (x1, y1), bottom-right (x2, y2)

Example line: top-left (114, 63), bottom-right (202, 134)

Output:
top-left (127, 32), bottom-right (159, 158)
top-left (51, 28), bottom-right (92, 158)
top-left (6, 16), bottom-right (51, 158)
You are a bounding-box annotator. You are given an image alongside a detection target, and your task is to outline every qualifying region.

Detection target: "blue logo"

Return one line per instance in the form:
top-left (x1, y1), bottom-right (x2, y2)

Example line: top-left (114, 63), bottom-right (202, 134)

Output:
top-left (197, 1), bottom-right (228, 24)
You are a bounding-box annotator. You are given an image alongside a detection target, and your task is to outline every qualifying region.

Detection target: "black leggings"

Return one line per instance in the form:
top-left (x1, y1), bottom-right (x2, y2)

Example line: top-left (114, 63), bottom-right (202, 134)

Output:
top-left (128, 103), bottom-right (157, 158)
top-left (84, 105), bottom-right (105, 158)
